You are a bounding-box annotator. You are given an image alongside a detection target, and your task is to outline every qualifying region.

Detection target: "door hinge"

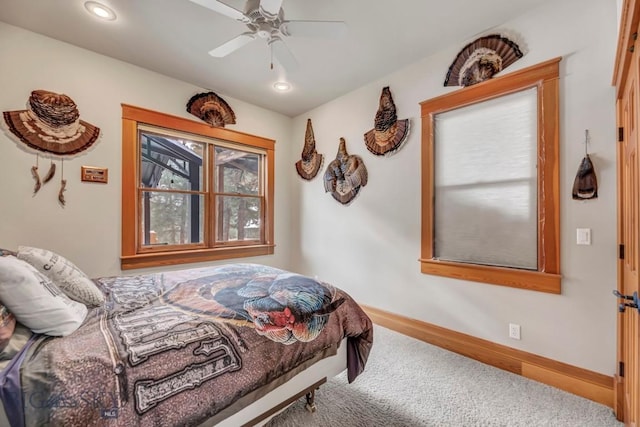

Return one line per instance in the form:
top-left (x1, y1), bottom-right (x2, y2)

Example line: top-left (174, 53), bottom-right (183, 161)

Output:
top-left (620, 361), bottom-right (625, 377)
top-left (618, 127), bottom-right (624, 142)
top-left (619, 244), bottom-right (625, 260)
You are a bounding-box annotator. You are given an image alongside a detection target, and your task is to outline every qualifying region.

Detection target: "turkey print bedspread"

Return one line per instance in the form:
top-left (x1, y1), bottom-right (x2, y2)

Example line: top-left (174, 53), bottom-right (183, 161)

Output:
top-left (12, 263), bottom-right (373, 426)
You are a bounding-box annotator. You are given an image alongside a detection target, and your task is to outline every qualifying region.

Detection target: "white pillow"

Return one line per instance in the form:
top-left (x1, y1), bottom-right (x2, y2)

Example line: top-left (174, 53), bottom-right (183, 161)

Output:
top-left (0, 256), bottom-right (87, 336)
top-left (17, 246), bottom-right (104, 307)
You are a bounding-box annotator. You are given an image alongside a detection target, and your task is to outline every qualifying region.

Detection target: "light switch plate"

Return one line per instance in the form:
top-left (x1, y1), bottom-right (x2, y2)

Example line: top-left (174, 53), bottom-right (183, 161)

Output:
top-left (576, 228), bottom-right (591, 245)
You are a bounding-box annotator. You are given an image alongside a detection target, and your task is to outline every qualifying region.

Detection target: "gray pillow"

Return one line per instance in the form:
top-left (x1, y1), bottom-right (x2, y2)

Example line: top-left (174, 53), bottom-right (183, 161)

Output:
top-left (0, 256), bottom-right (87, 336)
top-left (17, 246), bottom-right (104, 307)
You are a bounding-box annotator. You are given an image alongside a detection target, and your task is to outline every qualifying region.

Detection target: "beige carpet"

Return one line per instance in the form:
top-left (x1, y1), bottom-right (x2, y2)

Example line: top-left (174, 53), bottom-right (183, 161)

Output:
top-left (267, 325), bottom-right (622, 427)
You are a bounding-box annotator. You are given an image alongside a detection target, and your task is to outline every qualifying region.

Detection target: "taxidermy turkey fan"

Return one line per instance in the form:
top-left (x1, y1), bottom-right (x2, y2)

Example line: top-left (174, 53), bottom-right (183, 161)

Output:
top-left (444, 34), bottom-right (523, 87)
top-left (190, 0), bottom-right (347, 70)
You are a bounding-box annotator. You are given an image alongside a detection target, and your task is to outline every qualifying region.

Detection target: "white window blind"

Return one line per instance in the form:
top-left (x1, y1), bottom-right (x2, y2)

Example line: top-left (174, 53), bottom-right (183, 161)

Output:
top-left (433, 87), bottom-right (538, 270)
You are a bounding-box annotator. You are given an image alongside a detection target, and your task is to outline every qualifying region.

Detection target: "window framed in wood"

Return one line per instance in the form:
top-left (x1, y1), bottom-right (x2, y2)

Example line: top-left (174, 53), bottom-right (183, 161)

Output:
top-left (121, 104), bottom-right (275, 270)
top-left (419, 58), bottom-right (561, 293)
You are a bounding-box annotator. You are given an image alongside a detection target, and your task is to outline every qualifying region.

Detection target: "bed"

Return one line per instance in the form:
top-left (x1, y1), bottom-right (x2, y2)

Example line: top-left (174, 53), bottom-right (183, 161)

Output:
top-left (0, 254), bottom-right (373, 427)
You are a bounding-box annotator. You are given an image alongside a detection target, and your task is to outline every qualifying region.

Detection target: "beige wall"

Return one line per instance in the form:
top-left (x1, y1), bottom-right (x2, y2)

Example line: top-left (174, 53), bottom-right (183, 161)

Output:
top-left (290, 0), bottom-right (619, 375)
top-left (0, 21), bottom-right (294, 278)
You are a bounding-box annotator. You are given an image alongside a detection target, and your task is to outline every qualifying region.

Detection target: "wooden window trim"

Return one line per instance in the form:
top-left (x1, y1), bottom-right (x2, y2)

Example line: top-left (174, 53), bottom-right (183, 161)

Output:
top-left (121, 104), bottom-right (275, 270)
top-left (419, 58), bottom-right (562, 294)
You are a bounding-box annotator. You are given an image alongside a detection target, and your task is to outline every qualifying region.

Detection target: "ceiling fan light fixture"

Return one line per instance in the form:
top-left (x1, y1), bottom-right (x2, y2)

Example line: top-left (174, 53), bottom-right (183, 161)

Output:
top-left (191, 0), bottom-right (347, 71)
top-left (84, 1), bottom-right (117, 21)
top-left (273, 81), bottom-right (291, 92)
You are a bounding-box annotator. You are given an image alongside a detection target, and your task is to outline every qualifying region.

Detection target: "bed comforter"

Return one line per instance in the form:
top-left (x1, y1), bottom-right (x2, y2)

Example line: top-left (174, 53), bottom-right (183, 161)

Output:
top-left (7, 263), bottom-right (373, 426)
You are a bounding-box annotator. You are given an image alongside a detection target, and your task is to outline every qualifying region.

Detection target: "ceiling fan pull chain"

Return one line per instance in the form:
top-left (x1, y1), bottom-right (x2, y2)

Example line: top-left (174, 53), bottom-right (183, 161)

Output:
top-left (270, 42), bottom-right (274, 70)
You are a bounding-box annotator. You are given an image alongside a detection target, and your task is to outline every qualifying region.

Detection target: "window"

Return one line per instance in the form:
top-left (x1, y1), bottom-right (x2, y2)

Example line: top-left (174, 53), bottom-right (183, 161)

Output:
top-left (121, 105), bottom-right (275, 269)
top-left (419, 58), bottom-right (561, 293)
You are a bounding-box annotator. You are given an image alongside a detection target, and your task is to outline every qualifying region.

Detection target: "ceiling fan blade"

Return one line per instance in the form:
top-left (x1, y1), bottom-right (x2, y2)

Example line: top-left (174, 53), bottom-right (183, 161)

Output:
top-left (283, 20), bottom-right (348, 38)
top-left (189, 0), bottom-right (250, 23)
top-left (270, 38), bottom-right (298, 71)
top-left (259, 0), bottom-right (283, 20)
top-left (208, 32), bottom-right (256, 57)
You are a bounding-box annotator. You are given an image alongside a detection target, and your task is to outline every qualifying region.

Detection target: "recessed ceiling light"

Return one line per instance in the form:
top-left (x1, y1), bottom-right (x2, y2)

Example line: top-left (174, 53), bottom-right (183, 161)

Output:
top-left (273, 81), bottom-right (291, 92)
top-left (84, 1), bottom-right (117, 21)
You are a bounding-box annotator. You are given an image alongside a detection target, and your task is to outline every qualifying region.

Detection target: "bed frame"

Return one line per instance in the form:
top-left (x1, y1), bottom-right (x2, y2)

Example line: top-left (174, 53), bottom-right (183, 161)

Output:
top-left (206, 338), bottom-right (347, 427)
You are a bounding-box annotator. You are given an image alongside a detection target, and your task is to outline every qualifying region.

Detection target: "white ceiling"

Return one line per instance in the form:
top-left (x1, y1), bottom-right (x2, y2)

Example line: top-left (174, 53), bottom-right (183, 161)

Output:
top-left (0, 0), bottom-right (552, 117)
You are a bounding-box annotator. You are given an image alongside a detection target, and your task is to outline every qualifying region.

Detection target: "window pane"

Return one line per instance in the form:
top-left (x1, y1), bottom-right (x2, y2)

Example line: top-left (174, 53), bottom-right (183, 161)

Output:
top-left (215, 147), bottom-right (260, 195)
top-left (433, 88), bottom-right (538, 270)
top-left (140, 132), bottom-right (205, 191)
top-left (141, 191), bottom-right (204, 246)
top-left (216, 196), bottom-right (262, 242)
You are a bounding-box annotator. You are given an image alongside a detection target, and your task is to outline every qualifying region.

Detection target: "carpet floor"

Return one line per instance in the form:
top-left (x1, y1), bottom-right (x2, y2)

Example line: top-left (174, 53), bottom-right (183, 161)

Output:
top-left (266, 325), bottom-right (622, 427)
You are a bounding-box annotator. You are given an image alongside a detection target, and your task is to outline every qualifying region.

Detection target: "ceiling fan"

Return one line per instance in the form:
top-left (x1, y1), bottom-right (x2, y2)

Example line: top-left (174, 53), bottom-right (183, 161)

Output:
top-left (189, 0), bottom-right (347, 70)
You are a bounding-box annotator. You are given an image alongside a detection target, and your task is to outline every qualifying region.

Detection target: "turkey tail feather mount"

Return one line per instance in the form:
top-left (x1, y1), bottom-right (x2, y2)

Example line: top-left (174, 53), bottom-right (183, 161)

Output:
top-left (295, 118), bottom-right (324, 180)
top-left (364, 86), bottom-right (410, 156)
top-left (572, 154), bottom-right (598, 200)
top-left (186, 91), bottom-right (236, 128)
top-left (323, 137), bottom-right (368, 205)
top-left (444, 34), bottom-right (523, 87)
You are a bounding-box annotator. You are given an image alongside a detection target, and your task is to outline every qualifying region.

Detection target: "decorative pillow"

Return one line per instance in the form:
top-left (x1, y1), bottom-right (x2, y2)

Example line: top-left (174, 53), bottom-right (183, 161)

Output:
top-left (0, 256), bottom-right (87, 336)
top-left (0, 304), bottom-right (16, 352)
top-left (0, 322), bottom-right (31, 361)
top-left (17, 245), bottom-right (104, 307)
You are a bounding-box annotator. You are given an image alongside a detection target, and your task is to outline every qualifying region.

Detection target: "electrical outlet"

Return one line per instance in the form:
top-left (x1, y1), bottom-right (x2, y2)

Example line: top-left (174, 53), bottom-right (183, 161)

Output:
top-left (509, 323), bottom-right (521, 340)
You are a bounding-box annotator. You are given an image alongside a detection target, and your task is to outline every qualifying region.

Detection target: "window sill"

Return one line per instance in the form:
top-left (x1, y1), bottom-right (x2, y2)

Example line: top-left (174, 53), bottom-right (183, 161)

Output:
top-left (419, 258), bottom-right (561, 294)
top-left (121, 244), bottom-right (275, 270)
